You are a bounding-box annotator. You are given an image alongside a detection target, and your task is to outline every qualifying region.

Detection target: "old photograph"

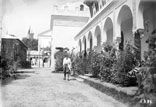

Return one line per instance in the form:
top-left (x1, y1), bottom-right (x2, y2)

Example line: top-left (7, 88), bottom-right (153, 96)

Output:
top-left (0, 0), bottom-right (156, 107)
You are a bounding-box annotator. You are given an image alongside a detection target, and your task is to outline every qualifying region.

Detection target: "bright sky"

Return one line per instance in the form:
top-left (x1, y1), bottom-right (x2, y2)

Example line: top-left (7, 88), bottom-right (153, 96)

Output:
top-left (3, 0), bottom-right (83, 39)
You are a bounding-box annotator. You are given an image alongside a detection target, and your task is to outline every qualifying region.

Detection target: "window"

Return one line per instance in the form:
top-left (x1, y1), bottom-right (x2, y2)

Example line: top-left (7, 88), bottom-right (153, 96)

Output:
top-left (80, 5), bottom-right (84, 11)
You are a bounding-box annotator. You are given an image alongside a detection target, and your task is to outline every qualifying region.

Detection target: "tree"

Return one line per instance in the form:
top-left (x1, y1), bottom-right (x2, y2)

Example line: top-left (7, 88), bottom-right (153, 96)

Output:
top-left (43, 46), bottom-right (51, 51)
top-left (22, 37), bottom-right (38, 50)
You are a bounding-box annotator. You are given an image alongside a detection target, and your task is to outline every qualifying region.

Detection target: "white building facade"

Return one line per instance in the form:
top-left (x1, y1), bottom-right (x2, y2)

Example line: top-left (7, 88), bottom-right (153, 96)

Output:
top-left (39, 2), bottom-right (90, 70)
top-left (74, 0), bottom-right (156, 61)
top-left (50, 2), bottom-right (90, 70)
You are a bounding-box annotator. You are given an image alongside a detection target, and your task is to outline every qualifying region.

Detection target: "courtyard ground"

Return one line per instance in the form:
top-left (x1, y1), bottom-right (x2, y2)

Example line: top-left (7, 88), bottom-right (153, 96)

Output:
top-left (0, 67), bottom-right (127, 107)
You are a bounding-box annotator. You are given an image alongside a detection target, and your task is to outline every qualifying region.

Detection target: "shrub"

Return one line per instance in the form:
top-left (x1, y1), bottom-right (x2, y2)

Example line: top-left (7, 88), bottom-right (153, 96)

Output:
top-left (54, 51), bottom-right (66, 71)
top-left (115, 43), bottom-right (138, 86)
top-left (20, 61), bottom-right (31, 68)
top-left (88, 45), bottom-right (117, 79)
top-left (1, 57), bottom-right (15, 79)
top-left (85, 52), bottom-right (93, 74)
top-left (97, 45), bottom-right (117, 82)
top-left (90, 51), bottom-right (102, 77)
top-left (72, 54), bottom-right (86, 75)
top-left (135, 31), bottom-right (156, 107)
top-left (136, 48), bottom-right (156, 106)
top-left (100, 57), bottom-right (114, 82)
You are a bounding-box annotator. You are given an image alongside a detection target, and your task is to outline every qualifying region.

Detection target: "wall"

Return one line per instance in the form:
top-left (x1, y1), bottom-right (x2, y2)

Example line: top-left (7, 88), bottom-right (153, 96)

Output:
top-left (18, 41), bottom-right (27, 62)
top-left (2, 39), bottom-right (27, 63)
top-left (106, 28), bottom-right (113, 44)
top-left (2, 39), bottom-right (14, 59)
top-left (53, 26), bottom-right (82, 50)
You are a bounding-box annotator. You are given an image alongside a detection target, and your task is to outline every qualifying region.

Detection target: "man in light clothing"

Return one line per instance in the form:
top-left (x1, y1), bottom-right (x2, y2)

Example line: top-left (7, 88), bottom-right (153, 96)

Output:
top-left (63, 54), bottom-right (71, 80)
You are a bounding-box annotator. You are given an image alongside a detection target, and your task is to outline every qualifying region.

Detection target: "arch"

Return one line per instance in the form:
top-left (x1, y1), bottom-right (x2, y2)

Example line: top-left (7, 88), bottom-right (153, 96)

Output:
top-left (104, 17), bottom-right (113, 45)
top-left (88, 31), bottom-right (93, 51)
top-left (83, 36), bottom-right (87, 52)
top-left (118, 5), bottom-right (133, 25)
top-left (117, 5), bottom-right (133, 49)
top-left (94, 25), bottom-right (101, 47)
top-left (94, 25), bottom-right (102, 52)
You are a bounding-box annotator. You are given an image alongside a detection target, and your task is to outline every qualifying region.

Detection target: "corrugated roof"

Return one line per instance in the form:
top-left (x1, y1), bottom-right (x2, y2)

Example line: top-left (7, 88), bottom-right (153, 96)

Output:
top-left (2, 34), bottom-right (28, 49)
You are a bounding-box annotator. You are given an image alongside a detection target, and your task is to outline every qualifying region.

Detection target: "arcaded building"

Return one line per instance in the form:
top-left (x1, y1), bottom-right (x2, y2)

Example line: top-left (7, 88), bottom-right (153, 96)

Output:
top-left (74, 0), bottom-right (156, 60)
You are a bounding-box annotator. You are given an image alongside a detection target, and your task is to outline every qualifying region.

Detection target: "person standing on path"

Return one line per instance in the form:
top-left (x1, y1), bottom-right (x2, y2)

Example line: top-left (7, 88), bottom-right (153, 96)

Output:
top-left (43, 58), bottom-right (46, 68)
top-left (63, 54), bottom-right (71, 80)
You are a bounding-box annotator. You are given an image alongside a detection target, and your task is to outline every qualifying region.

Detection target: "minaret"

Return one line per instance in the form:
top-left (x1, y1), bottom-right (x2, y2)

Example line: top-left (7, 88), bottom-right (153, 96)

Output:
top-left (27, 26), bottom-right (34, 41)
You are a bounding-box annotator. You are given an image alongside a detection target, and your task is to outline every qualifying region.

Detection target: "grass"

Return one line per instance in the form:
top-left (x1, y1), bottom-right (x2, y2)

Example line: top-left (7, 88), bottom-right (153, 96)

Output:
top-left (83, 78), bottom-right (140, 107)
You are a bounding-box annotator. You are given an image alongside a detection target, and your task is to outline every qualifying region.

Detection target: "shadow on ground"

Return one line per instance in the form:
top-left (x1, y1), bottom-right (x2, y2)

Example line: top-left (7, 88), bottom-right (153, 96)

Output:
top-left (1, 74), bottom-right (31, 86)
top-left (51, 71), bottom-right (63, 73)
top-left (15, 71), bottom-right (35, 73)
top-left (68, 78), bottom-right (76, 81)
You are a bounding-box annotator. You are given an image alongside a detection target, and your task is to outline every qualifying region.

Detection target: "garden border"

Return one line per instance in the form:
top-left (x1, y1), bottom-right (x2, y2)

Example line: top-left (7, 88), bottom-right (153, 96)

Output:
top-left (78, 74), bottom-right (139, 107)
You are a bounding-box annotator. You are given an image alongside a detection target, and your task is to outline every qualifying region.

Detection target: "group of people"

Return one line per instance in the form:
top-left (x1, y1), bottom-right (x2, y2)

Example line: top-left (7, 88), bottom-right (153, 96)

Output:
top-left (30, 57), bottom-right (51, 67)
top-left (30, 57), bottom-right (37, 66)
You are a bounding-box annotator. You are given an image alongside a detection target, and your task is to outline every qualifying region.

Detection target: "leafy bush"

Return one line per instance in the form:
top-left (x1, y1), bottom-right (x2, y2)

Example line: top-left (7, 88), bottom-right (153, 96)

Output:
top-left (72, 54), bottom-right (86, 75)
top-left (54, 51), bottom-right (66, 71)
top-left (1, 57), bottom-right (16, 79)
top-left (136, 47), bottom-right (156, 106)
top-left (85, 52), bottom-right (93, 74)
top-left (135, 31), bottom-right (156, 106)
top-left (115, 43), bottom-right (138, 86)
top-left (20, 61), bottom-right (31, 68)
top-left (134, 66), bottom-right (156, 107)
top-left (1, 58), bottom-right (9, 70)
top-left (90, 51), bottom-right (102, 77)
top-left (99, 45), bottom-right (116, 82)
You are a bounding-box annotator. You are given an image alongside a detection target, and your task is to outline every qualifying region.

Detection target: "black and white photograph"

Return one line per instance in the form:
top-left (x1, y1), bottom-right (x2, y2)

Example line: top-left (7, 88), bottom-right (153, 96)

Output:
top-left (0, 0), bottom-right (156, 107)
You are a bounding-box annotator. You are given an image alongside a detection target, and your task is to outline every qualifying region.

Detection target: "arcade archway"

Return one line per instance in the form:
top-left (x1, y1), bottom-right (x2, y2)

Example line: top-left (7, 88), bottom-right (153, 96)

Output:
top-left (118, 5), bottom-right (133, 49)
top-left (104, 17), bottom-right (113, 45)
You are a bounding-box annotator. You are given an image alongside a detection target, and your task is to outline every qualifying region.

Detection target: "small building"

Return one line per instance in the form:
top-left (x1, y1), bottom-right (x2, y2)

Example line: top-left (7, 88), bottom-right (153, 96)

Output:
top-left (2, 35), bottom-right (28, 68)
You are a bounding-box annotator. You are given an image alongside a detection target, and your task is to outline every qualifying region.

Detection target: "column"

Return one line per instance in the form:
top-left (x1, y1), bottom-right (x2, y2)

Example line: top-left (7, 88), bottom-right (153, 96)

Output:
top-left (51, 31), bottom-right (55, 71)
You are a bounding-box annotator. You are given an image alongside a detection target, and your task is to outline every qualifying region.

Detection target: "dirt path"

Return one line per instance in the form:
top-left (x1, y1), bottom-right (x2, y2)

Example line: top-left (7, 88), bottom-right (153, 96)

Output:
top-left (1, 68), bottom-right (127, 107)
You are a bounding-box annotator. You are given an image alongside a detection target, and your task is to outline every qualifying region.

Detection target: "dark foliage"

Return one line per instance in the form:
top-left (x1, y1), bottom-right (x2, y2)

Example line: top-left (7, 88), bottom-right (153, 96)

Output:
top-left (54, 50), bottom-right (67, 72)
top-left (19, 61), bottom-right (31, 68)
top-left (22, 38), bottom-right (38, 50)
top-left (115, 43), bottom-right (138, 86)
top-left (72, 53), bottom-right (87, 75)
top-left (90, 51), bottom-right (102, 77)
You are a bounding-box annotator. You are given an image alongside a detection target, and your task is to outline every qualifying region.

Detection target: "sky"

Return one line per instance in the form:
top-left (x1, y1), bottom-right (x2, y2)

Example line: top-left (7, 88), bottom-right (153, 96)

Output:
top-left (2, 0), bottom-right (84, 39)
